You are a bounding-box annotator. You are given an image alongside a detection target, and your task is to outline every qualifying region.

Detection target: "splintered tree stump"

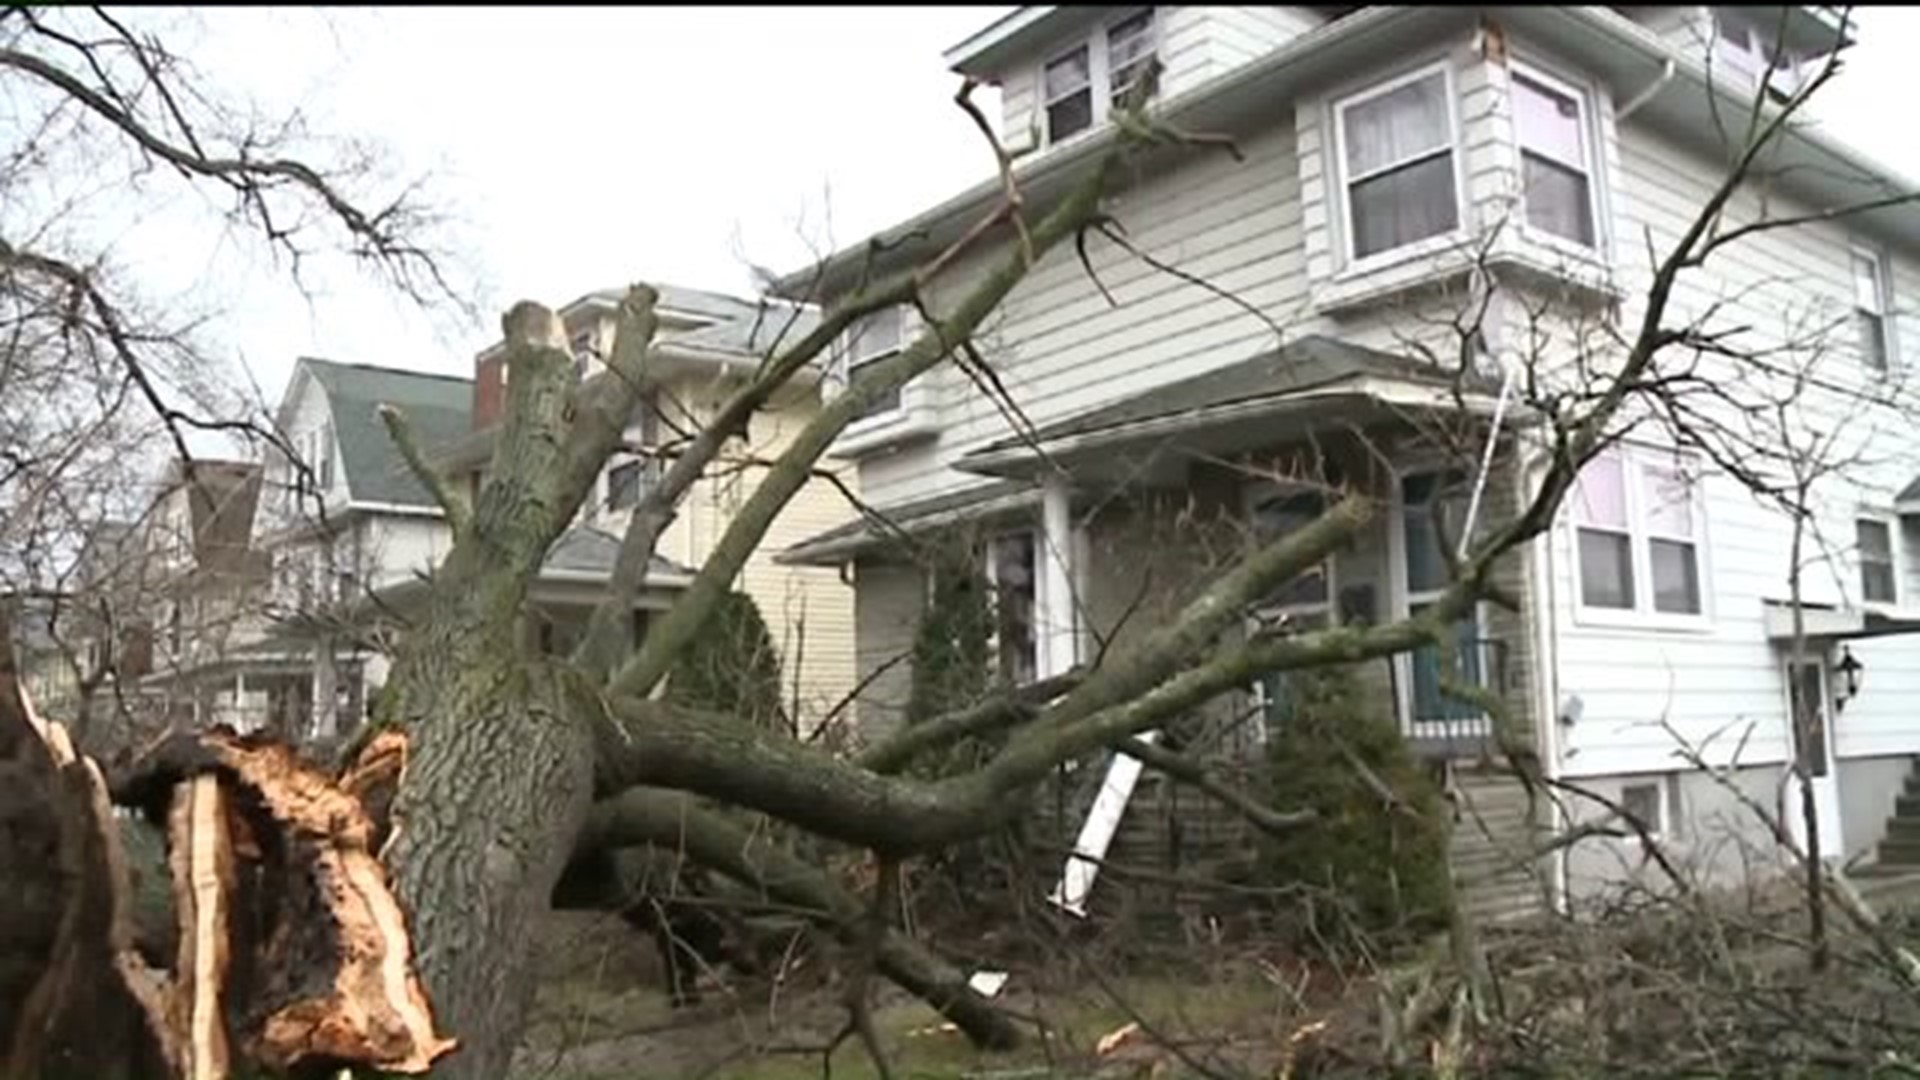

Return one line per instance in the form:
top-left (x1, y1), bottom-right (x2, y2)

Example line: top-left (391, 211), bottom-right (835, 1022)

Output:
top-left (114, 729), bottom-right (455, 1077)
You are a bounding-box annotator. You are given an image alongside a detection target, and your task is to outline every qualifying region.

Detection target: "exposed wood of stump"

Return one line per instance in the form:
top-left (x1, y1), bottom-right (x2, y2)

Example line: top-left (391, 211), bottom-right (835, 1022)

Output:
top-left (116, 729), bottom-right (456, 1076)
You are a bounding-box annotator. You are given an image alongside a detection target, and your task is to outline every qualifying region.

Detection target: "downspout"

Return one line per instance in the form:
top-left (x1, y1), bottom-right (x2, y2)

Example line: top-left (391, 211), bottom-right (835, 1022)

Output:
top-left (1616, 57), bottom-right (1677, 122)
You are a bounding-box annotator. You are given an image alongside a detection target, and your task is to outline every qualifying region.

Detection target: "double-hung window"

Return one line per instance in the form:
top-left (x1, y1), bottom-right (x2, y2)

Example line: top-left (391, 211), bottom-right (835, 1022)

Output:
top-left (1336, 65), bottom-right (1460, 262)
top-left (1043, 45), bottom-right (1094, 143)
top-left (1041, 9), bottom-right (1158, 146)
top-left (317, 423), bottom-right (335, 489)
top-left (1106, 8), bottom-right (1156, 112)
top-left (1512, 67), bottom-right (1595, 247)
top-left (1854, 248), bottom-right (1893, 373)
top-left (1571, 448), bottom-right (1705, 620)
top-left (1858, 517), bottom-right (1897, 605)
top-left (846, 305), bottom-right (906, 421)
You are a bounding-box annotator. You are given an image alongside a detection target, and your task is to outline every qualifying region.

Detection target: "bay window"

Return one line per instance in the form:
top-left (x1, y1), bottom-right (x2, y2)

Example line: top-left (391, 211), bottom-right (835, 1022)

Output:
top-left (1512, 67), bottom-right (1595, 247)
top-left (1571, 448), bottom-right (1706, 620)
top-left (1335, 65), bottom-right (1460, 262)
top-left (1106, 8), bottom-right (1156, 111)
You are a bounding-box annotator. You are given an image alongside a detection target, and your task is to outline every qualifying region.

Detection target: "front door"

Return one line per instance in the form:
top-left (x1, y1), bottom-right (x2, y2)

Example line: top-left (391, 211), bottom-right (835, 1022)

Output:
top-left (1784, 658), bottom-right (1844, 860)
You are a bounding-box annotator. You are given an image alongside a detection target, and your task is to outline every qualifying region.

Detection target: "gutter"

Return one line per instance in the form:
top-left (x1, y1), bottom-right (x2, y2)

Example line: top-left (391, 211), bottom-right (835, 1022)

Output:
top-left (1615, 57), bottom-right (1674, 122)
top-left (773, 5), bottom-right (1431, 298)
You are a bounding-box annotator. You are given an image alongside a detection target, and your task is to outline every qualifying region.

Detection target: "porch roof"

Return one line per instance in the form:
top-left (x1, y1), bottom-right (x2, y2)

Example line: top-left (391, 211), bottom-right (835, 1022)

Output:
top-left (957, 335), bottom-right (1505, 479)
top-left (1897, 475), bottom-right (1920, 516)
top-left (777, 478), bottom-right (1039, 567)
top-left (1762, 600), bottom-right (1920, 642)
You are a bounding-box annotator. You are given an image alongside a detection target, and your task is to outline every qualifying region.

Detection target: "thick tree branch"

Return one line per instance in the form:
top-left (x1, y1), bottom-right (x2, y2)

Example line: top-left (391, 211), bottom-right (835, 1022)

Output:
top-left (379, 404), bottom-right (470, 535)
top-left (577, 788), bottom-right (1022, 1050)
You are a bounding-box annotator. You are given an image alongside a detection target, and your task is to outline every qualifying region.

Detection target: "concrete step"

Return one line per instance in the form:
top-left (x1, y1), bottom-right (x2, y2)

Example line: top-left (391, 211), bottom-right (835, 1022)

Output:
top-left (1885, 817), bottom-right (1920, 842)
top-left (1896, 793), bottom-right (1920, 819)
top-left (1878, 837), bottom-right (1920, 866)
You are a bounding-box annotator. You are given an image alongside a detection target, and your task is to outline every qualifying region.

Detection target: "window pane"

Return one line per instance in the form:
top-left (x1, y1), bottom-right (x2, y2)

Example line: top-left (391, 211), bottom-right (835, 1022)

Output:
top-left (1572, 453), bottom-right (1628, 528)
top-left (1513, 74), bottom-right (1584, 169)
top-left (1410, 601), bottom-right (1482, 723)
top-left (848, 358), bottom-right (902, 420)
top-left (1349, 153), bottom-right (1458, 259)
top-left (1641, 463), bottom-right (1694, 539)
top-left (854, 305), bottom-right (903, 360)
top-left (992, 533), bottom-right (1039, 686)
top-left (1403, 470), bottom-right (1471, 593)
top-left (1620, 782), bottom-right (1664, 836)
top-left (1578, 528), bottom-right (1634, 608)
top-left (1044, 46), bottom-right (1090, 99)
top-left (1048, 90), bottom-right (1093, 141)
top-left (1860, 311), bottom-right (1889, 371)
top-left (1860, 519), bottom-right (1896, 603)
top-left (1108, 8), bottom-right (1155, 102)
top-left (1251, 490), bottom-right (1331, 609)
top-left (1858, 518), bottom-right (1893, 560)
top-left (1649, 538), bottom-right (1701, 614)
top-left (1344, 72), bottom-right (1450, 176)
top-left (1854, 253), bottom-right (1884, 314)
top-left (1522, 152), bottom-right (1594, 246)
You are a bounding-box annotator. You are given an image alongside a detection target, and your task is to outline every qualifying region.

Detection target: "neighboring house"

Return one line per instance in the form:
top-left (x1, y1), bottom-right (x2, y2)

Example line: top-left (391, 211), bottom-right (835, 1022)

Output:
top-left (775, 5), bottom-right (1920, 915)
top-left (444, 283), bottom-right (857, 732)
top-left (38, 461), bottom-right (269, 737)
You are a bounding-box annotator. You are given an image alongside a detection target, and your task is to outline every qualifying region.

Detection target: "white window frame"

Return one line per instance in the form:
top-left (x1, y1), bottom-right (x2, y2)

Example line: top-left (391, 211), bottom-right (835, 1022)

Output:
top-left (1243, 480), bottom-right (1339, 737)
top-left (844, 304), bottom-right (908, 421)
top-left (1568, 446), bottom-right (1714, 631)
top-left (1330, 59), bottom-right (1468, 275)
top-left (831, 304), bottom-right (937, 457)
top-left (1855, 512), bottom-right (1901, 610)
top-left (317, 422), bottom-right (335, 490)
top-left (1036, 8), bottom-right (1160, 149)
top-left (1617, 774), bottom-right (1678, 843)
top-left (1852, 244), bottom-right (1896, 375)
top-left (1508, 59), bottom-right (1602, 257)
top-left (1387, 464), bottom-right (1495, 732)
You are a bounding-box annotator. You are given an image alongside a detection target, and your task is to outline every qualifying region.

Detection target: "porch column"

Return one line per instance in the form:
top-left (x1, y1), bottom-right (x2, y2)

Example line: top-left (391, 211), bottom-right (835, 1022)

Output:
top-left (233, 671), bottom-right (245, 732)
top-left (312, 637), bottom-right (339, 741)
top-left (1037, 476), bottom-right (1079, 679)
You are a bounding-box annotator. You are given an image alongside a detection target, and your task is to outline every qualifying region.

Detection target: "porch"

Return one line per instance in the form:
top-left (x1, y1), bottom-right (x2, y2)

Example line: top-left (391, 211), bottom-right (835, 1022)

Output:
top-left (786, 334), bottom-right (1547, 920)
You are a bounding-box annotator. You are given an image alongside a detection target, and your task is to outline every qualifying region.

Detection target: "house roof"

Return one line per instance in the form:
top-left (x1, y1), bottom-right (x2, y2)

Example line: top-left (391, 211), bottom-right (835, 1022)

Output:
top-left (778, 478), bottom-right (1040, 567)
top-left (542, 525), bottom-right (693, 582)
top-left (777, 5), bottom-right (1913, 300)
top-left (299, 358), bottom-right (473, 509)
top-left (969, 336), bottom-right (1482, 459)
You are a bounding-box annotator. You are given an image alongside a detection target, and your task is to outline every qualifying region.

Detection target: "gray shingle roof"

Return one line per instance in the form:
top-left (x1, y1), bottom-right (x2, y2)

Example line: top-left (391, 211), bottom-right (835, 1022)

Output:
top-left (543, 526), bottom-right (692, 580)
top-left (778, 478), bottom-right (1039, 566)
top-left (301, 358), bottom-right (473, 509)
top-left (971, 335), bottom-right (1483, 457)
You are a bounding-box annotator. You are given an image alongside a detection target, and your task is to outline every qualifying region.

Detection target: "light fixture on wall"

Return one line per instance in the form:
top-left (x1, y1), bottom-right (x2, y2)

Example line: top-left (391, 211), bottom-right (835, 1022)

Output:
top-left (1836, 645), bottom-right (1865, 713)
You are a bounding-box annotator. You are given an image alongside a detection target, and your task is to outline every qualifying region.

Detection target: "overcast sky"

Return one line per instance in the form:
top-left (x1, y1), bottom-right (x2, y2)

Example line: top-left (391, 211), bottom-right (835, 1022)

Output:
top-left (103, 6), bottom-right (1920, 412)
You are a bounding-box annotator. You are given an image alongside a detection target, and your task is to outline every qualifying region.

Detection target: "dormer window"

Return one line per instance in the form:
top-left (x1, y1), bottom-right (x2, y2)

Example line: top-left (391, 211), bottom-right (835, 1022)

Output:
top-left (1106, 8), bottom-right (1157, 112)
top-left (1039, 8), bottom-right (1159, 147)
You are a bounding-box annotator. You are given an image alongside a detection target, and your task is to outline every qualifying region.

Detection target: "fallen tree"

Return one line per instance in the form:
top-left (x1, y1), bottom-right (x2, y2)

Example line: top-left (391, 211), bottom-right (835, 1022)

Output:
top-left (6, 8), bottom-right (1916, 1078)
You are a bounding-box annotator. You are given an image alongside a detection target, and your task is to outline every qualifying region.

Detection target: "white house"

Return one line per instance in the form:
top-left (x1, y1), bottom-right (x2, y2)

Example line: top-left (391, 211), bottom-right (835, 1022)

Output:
top-left (774, 5), bottom-right (1920, 914)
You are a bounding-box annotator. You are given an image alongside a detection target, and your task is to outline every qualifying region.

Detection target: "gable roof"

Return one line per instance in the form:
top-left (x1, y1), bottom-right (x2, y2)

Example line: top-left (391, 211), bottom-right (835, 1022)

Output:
top-left (156, 458), bottom-right (265, 574)
top-left (298, 358), bottom-right (472, 509)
